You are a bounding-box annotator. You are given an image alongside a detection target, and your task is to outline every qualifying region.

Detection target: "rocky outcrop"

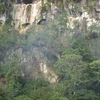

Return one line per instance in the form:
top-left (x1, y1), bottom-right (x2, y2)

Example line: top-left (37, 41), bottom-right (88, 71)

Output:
top-left (5, 44), bottom-right (59, 83)
top-left (40, 62), bottom-right (58, 83)
top-left (1, 0), bottom-right (100, 84)
top-left (66, 0), bottom-right (100, 30)
top-left (10, 0), bottom-right (100, 29)
top-left (0, 0), bottom-right (99, 29)
top-left (95, 0), bottom-right (100, 20)
top-left (10, 0), bottom-right (61, 28)
top-left (12, 1), bottom-right (42, 28)
top-left (0, 14), bottom-right (6, 25)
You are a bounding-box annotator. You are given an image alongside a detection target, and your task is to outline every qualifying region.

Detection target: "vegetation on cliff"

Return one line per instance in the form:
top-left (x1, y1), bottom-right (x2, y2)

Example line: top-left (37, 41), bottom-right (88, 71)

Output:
top-left (0, 0), bottom-right (100, 100)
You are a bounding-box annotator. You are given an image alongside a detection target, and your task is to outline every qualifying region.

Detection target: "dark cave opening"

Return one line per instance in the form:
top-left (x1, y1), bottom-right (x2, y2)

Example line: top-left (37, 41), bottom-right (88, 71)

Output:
top-left (23, 0), bottom-right (33, 4)
top-left (22, 23), bottom-right (30, 27)
top-left (17, 0), bottom-right (33, 4)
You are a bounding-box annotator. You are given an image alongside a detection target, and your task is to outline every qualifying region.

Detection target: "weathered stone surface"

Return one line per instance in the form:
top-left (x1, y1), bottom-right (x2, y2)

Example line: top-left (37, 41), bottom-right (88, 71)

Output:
top-left (67, 0), bottom-right (100, 29)
top-left (5, 44), bottom-right (59, 83)
top-left (95, 0), bottom-right (100, 20)
top-left (11, 0), bottom-right (61, 28)
top-left (0, 13), bottom-right (6, 25)
top-left (12, 1), bottom-right (42, 28)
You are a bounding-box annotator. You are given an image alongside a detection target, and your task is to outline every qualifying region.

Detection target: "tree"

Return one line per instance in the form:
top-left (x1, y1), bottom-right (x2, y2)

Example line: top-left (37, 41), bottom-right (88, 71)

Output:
top-left (87, 60), bottom-right (100, 95)
top-left (15, 95), bottom-right (32, 100)
top-left (69, 89), bottom-right (100, 100)
top-left (53, 54), bottom-right (87, 97)
top-left (3, 56), bottom-right (23, 99)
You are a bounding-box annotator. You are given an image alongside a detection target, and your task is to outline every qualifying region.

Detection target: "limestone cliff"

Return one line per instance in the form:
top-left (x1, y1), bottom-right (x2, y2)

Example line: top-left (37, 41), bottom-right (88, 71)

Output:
top-left (4, 0), bottom-right (99, 30)
top-left (65, 0), bottom-right (100, 29)
top-left (11, 0), bottom-right (61, 28)
top-left (1, 0), bottom-right (100, 84)
top-left (8, 47), bottom-right (58, 83)
top-left (12, 2), bottom-right (42, 28)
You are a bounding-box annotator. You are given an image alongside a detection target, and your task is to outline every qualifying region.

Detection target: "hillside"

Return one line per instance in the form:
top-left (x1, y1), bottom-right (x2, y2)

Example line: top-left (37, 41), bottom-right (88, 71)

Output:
top-left (0, 0), bottom-right (100, 100)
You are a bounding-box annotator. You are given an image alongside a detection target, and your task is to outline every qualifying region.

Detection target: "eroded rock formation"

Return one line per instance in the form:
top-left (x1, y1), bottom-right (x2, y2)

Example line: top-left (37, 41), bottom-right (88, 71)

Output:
top-left (12, 1), bottom-right (42, 28)
top-left (0, 14), bottom-right (6, 24)
top-left (66, 0), bottom-right (100, 29)
top-left (6, 45), bottom-right (59, 83)
top-left (1, 0), bottom-right (100, 84)
top-left (11, 0), bottom-right (61, 28)
top-left (8, 0), bottom-right (100, 29)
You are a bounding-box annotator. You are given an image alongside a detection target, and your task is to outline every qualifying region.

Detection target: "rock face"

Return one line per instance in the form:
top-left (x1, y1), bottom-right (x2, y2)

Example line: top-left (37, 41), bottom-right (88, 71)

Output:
top-left (1, 0), bottom-right (100, 83)
top-left (0, 14), bottom-right (6, 24)
top-left (12, 1), bottom-right (42, 28)
top-left (10, 0), bottom-right (61, 28)
top-left (95, 0), bottom-right (100, 20)
top-left (5, 42), bottom-right (59, 84)
top-left (66, 0), bottom-right (100, 29)
top-left (18, 47), bottom-right (58, 83)
top-left (40, 62), bottom-right (58, 83)
top-left (9, 0), bottom-right (100, 29)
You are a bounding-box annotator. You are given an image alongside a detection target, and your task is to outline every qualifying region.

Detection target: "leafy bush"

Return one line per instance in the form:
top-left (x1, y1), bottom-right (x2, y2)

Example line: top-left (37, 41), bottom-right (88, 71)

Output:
top-left (15, 95), bottom-right (32, 100)
top-left (0, 2), bottom-right (5, 15)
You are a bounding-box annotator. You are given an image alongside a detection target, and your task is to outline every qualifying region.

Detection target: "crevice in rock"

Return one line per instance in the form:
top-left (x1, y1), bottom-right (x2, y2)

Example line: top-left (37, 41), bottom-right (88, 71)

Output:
top-left (26, 5), bottom-right (32, 23)
top-left (37, 19), bottom-right (46, 25)
top-left (22, 23), bottom-right (30, 27)
top-left (17, 0), bottom-right (33, 4)
top-left (23, 0), bottom-right (33, 4)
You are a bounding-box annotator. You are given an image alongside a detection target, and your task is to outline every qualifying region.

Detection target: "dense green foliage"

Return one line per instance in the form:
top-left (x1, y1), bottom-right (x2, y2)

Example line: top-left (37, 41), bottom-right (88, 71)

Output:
top-left (0, 2), bottom-right (4, 15)
top-left (0, 10), bottom-right (100, 100)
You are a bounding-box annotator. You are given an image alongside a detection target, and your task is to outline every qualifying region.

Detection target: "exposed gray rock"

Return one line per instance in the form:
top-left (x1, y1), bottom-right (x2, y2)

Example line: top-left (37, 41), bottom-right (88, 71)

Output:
top-left (5, 44), bottom-right (59, 83)
top-left (0, 14), bottom-right (6, 25)
top-left (12, 1), bottom-right (42, 28)
top-left (10, 0), bottom-right (61, 28)
top-left (95, 0), bottom-right (100, 20)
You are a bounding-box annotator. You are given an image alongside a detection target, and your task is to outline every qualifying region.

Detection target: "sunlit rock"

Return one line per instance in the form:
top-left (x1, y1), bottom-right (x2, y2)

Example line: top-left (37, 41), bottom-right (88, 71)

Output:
top-left (0, 13), bottom-right (6, 25)
top-left (12, 1), bottom-right (42, 28)
top-left (10, 0), bottom-right (61, 28)
top-left (67, 0), bottom-right (100, 29)
top-left (40, 62), bottom-right (58, 84)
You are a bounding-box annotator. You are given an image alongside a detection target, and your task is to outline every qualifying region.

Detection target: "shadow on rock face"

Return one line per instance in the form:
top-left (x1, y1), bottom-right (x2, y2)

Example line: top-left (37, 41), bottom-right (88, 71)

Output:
top-left (17, 0), bottom-right (33, 4)
top-left (23, 0), bottom-right (33, 4)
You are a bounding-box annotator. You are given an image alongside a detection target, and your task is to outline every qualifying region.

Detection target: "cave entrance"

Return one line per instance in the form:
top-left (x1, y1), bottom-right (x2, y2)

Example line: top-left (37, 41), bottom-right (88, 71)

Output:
top-left (23, 0), bottom-right (33, 4)
top-left (22, 23), bottom-right (30, 27)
